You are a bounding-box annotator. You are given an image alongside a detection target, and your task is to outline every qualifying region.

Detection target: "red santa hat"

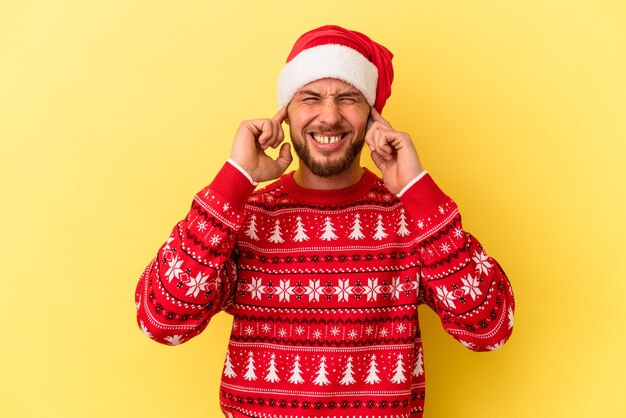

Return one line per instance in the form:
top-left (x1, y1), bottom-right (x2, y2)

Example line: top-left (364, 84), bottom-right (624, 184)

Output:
top-left (277, 25), bottom-right (394, 113)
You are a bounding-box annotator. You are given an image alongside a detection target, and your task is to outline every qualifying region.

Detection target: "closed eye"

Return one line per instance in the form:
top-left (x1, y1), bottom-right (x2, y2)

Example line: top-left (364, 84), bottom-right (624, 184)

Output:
top-left (337, 93), bottom-right (365, 104)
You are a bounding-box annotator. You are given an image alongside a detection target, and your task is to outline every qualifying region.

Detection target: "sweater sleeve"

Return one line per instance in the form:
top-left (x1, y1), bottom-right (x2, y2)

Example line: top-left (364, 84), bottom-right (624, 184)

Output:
top-left (135, 162), bottom-right (255, 346)
top-left (399, 173), bottom-right (515, 352)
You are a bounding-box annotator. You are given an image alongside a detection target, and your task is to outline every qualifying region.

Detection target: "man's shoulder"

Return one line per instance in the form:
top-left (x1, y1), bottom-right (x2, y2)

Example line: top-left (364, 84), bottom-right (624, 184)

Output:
top-left (362, 167), bottom-right (399, 204)
top-left (244, 172), bottom-right (292, 207)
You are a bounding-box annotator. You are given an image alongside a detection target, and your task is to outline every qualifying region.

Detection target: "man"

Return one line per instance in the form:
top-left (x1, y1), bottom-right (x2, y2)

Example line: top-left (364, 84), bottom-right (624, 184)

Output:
top-left (135, 25), bottom-right (515, 417)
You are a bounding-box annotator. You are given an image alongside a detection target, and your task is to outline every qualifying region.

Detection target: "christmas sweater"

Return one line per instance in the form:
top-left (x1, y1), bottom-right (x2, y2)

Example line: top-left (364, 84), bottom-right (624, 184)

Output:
top-left (135, 161), bottom-right (515, 418)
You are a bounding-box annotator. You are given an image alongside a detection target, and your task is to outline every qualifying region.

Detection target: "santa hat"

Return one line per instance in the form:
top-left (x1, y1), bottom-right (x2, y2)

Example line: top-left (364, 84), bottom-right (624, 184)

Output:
top-left (277, 25), bottom-right (394, 113)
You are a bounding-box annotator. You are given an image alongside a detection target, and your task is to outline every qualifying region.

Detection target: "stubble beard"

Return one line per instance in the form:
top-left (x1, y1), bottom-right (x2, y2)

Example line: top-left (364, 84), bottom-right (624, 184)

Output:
top-left (290, 128), bottom-right (365, 178)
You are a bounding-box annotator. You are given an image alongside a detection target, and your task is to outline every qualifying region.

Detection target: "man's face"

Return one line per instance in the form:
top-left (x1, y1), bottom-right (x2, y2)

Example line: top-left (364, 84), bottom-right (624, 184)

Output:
top-left (287, 78), bottom-right (370, 177)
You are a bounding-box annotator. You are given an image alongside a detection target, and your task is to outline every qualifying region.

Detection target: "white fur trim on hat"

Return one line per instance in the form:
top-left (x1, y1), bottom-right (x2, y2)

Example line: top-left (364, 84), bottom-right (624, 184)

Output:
top-left (277, 44), bottom-right (378, 107)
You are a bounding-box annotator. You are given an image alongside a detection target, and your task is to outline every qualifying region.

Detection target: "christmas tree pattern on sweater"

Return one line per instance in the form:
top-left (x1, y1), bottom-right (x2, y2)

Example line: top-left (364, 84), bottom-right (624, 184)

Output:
top-left (136, 163), bottom-right (515, 418)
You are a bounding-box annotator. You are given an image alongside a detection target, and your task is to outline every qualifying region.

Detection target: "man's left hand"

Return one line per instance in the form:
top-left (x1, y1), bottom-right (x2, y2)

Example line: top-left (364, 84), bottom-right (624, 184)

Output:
top-left (364, 108), bottom-right (425, 194)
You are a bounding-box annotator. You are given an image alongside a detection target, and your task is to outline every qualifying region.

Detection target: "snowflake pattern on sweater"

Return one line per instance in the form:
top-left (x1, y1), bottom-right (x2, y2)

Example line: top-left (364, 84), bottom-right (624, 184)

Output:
top-left (135, 162), bottom-right (515, 418)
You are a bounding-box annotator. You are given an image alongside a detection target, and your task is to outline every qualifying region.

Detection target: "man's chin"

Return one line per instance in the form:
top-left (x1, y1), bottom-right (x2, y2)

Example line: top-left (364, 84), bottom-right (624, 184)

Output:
top-left (293, 135), bottom-right (365, 178)
top-left (299, 153), bottom-right (359, 178)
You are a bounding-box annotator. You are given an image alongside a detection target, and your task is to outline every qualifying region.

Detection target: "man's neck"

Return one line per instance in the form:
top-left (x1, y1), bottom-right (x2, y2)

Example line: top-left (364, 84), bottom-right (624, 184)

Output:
top-left (293, 161), bottom-right (365, 191)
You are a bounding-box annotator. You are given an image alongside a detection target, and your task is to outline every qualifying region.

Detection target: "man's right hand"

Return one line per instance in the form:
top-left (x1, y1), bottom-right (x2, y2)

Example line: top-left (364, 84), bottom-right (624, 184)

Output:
top-left (229, 107), bottom-right (293, 183)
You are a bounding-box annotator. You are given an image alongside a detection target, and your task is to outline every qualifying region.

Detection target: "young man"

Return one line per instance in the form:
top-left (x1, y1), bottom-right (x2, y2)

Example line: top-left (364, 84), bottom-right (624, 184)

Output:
top-left (135, 25), bottom-right (515, 418)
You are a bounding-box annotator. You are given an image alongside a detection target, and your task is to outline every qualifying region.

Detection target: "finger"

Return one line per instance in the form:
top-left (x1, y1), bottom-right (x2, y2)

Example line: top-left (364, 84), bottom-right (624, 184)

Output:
top-left (244, 120), bottom-right (265, 145)
top-left (376, 136), bottom-right (394, 155)
top-left (268, 119), bottom-right (286, 149)
top-left (364, 120), bottom-right (388, 146)
top-left (370, 149), bottom-right (390, 167)
top-left (272, 106), bottom-right (288, 124)
top-left (364, 119), bottom-right (380, 150)
top-left (364, 128), bottom-right (381, 154)
top-left (369, 107), bottom-right (392, 128)
top-left (370, 129), bottom-right (395, 155)
top-left (257, 120), bottom-right (274, 147)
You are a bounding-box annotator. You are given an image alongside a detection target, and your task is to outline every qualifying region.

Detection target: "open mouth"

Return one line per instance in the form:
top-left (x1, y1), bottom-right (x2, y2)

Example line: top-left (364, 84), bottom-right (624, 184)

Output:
top-left (310, 132), bottom-right (347, 145)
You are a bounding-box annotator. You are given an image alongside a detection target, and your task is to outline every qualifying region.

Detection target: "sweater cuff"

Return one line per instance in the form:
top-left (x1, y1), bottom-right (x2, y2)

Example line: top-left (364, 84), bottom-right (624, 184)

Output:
top-left (227, 159), bottom-right (259, 186)
top-left (206, 161), bottom-right (257, 212)
top-left (398, 172), bottom-right (451, 219)
top-left (397, 170), bottom-right (429, 197)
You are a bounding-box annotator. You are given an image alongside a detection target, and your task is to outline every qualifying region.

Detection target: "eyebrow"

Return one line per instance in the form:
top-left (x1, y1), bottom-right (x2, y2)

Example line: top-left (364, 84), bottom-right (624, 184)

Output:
top-left (336, 91), bottom-right (364, 99)
top-left (296, 90), bottom-right (323, 98)
top-left (296, 90), bottom-right (364, 98)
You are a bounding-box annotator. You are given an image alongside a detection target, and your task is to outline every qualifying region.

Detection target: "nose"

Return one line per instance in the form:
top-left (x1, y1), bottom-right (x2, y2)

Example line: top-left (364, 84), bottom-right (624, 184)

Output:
top-left (318, 100), bottom-right (342, 126)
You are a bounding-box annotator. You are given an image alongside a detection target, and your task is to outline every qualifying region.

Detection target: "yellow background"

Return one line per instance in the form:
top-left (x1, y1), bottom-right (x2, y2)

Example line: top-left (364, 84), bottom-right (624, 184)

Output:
top-left (1, 1), bottom-right (625, 417)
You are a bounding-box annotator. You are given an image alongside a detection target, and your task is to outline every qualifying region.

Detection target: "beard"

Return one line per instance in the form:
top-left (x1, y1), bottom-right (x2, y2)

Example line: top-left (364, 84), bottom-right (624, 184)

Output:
top-left (290, 127), bottom-right (365, 178)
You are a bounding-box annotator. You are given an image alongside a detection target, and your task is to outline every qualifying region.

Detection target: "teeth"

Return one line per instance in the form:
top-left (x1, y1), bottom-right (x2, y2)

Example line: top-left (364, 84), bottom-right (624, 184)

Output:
top-left (312, 134), bottom-right (342, 144)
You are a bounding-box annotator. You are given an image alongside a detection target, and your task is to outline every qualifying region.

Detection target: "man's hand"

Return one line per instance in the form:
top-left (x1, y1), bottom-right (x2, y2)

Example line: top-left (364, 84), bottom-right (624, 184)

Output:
top-left (229, 107), bottom-right (293, 183)
top-left (364, 108), bottom-right (425, 195)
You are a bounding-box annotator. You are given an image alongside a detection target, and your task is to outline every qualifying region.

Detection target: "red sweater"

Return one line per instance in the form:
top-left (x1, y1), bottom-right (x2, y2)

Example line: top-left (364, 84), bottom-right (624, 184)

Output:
top-left (135, 162), bottom-right (515, 418)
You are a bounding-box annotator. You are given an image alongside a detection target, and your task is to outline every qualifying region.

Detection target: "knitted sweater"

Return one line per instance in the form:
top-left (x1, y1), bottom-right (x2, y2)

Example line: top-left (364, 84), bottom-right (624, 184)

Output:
top-left (135, 162), bottom-right (515, 418)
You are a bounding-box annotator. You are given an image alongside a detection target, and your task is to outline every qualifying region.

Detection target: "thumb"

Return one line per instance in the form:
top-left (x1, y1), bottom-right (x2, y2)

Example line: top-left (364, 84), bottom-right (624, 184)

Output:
top-left (274, 142), bottom-right (293, 172)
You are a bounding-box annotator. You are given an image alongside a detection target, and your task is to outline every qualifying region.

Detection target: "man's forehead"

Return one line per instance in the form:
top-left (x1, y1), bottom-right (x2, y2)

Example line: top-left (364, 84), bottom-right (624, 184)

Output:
top-left (295, 78), bottom-right (364, 96)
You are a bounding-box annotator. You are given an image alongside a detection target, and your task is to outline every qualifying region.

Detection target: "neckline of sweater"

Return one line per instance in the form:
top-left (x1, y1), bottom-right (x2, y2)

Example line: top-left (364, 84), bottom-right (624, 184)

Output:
top-left (280, 168), bottom-right (378, 205)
